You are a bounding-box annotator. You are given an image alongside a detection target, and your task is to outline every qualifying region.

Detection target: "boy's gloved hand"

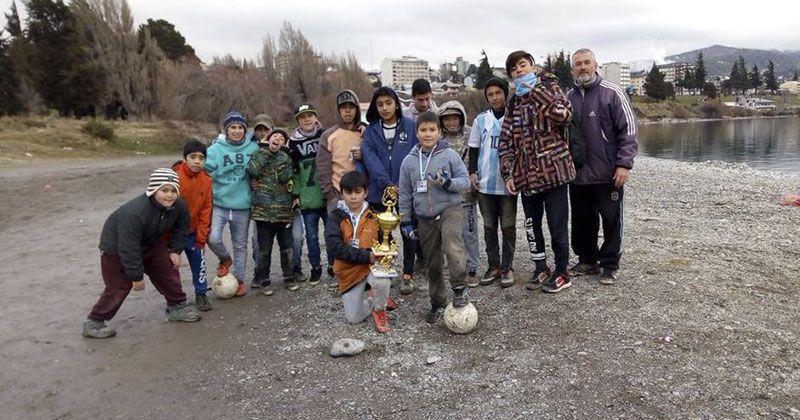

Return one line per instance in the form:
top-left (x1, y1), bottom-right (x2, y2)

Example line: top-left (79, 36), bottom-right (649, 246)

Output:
top-left (427, 168), bottom-right (452, 189)
top-left (400, 223), bottom-right (418, 241)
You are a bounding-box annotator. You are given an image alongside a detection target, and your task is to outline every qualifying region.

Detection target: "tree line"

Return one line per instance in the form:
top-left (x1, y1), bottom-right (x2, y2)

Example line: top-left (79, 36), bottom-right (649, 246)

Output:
top-left (0, 0), bottom-right (372, 125)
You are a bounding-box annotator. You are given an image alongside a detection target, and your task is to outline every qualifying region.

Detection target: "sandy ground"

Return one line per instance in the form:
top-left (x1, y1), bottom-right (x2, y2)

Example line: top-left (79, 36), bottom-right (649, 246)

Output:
top-left (0, 156), bottom-right (799, 419)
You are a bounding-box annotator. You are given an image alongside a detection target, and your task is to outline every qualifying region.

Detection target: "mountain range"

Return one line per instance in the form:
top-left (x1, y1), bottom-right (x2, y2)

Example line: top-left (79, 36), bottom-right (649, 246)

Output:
top-left (664, 45), bottom-right (800, 78)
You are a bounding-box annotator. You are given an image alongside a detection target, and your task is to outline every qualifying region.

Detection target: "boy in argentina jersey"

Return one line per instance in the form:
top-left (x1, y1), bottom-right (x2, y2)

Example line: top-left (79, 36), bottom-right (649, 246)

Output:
top-left (467, 77), bottom-right (518, 288)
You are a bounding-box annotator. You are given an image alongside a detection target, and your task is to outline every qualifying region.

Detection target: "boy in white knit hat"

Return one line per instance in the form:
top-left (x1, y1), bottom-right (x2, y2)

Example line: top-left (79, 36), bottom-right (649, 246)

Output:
top-left (82, 168), bottom-right (200, 339)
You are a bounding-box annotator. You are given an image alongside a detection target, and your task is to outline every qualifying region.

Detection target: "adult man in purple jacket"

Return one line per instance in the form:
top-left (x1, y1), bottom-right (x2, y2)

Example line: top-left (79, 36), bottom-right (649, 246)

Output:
top-left (566, 48), bottom-right (638, 285)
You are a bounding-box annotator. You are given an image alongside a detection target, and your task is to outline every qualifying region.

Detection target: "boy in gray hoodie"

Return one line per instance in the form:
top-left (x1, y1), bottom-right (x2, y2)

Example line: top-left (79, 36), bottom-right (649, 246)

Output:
top-left (399, 111), bottom-right (471, 323)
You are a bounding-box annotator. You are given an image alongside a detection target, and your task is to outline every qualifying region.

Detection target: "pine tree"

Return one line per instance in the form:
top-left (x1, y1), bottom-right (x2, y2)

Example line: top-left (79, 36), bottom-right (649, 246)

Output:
top-left (764, 60), bottom-right (778, 94)
top-left (0, 32), bottom-right (23, 115)
top-left (475, 50), bottom-right (493, 89)
top-left (543, 54), bottom-right (553, 73)
top-left (694, 52), bottom-right (706, 88)
top-left (139, 18), bottom-right (195, 61)
top-left (4, 1), bottom-right (21, 36)
top-left (553, 49), bottom-right (573, 90)
top-left (731, 55), bottom-right (749, 94)
top-left (749, 65), bottom-right (762, 93)
top-left (679, 69), bottom-right (695, 94)
top-left (644, 63), bottom-right (666, 100)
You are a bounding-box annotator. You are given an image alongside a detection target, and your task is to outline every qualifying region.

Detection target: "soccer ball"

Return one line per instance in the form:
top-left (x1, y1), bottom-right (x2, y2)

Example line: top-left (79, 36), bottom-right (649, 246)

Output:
top-left (443, 302), bottom-right (478, 334)
top-left (211, 273), bottom-right (238, 299)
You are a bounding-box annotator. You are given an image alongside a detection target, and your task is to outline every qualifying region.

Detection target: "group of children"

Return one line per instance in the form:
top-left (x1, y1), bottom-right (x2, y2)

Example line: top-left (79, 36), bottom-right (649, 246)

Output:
top-left (83, 49), bottom-right (614, 338)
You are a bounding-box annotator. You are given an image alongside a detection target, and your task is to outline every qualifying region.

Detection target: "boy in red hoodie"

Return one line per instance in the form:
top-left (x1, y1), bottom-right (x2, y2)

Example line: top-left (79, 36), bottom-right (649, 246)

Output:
top-left (172, 139), bottom-right (213, 311)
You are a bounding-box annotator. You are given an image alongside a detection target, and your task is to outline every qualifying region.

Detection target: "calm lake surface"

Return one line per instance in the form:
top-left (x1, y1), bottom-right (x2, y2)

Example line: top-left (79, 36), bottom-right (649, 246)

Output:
top-left (637, 116), bottom-right (800, 174)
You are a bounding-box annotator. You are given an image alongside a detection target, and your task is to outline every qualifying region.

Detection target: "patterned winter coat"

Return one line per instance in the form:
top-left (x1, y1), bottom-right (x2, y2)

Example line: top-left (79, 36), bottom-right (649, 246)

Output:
top-left (498, 72), bottom-right (576, 194)
top-left (246, 146), bottom-right (295, 223)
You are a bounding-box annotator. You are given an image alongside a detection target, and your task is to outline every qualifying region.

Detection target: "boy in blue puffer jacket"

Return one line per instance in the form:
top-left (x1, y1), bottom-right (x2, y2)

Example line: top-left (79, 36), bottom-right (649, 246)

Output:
top-left (360, 86), bottom-right (420, 294)
top-left (204, 111), bottom-right (259, 297)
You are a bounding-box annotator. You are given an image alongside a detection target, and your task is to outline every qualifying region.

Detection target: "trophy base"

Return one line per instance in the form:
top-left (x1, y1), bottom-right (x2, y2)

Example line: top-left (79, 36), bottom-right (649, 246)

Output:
top-left (370, 265), bottom-right (398, 278)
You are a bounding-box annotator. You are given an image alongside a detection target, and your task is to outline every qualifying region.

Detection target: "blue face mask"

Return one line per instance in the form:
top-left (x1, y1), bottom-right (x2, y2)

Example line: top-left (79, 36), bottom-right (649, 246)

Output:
top-left (513, 72), bottom-right (538, 96)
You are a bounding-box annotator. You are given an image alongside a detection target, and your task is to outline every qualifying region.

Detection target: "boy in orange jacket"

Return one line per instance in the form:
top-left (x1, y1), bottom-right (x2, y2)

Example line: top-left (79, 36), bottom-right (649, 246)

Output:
top-left (172, 139), bottom-right (213, 311)
top-left (324, 171), bottom-right (396, 333)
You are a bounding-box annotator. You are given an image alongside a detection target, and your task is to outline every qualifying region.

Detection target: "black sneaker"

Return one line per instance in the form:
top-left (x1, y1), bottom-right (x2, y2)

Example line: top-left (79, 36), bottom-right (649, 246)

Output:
top-left (570, 262), bottom-right (600, 277)
top-left (599, 269), bottom-right (617, 285)
top-left (309, 267), bottom-right (323, 286)
top-left (195, 294), bottom-right (212, 312)
top-left (542, 272), bottom-right (572, 293)
top-left (480, 267), bottom-right (500, 286)
top-left (250, 276), bottom-right (266, 289)
top-left (425, 305), bottom-right (445, 323)
top-left (452, 287), bottom-right (467, 307)
top-left (526, 267), bottom-right (551, 290)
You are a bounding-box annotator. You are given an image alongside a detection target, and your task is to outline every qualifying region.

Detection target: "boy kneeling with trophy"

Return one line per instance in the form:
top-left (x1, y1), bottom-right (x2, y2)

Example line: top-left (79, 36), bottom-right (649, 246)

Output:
top-left (325, 171), bottom-right (398, 333)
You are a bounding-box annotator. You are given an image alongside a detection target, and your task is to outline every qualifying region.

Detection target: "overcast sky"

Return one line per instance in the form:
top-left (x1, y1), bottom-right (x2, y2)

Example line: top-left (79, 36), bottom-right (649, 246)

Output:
top-left (3, 0), bottom-right (799, 70)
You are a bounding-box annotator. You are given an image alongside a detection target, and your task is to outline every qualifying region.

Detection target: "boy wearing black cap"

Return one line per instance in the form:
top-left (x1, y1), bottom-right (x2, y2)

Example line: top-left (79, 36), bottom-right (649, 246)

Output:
top-left (468, 78), bottom-right (519, 288)
top-left (82, 168), bottom-right (198, 338)
top-left (318, 90), bottom-right (366, 212)
top-left (288, 103), bottom-right (332, 286)
top-left (403, 78), bottom-right (438, 122)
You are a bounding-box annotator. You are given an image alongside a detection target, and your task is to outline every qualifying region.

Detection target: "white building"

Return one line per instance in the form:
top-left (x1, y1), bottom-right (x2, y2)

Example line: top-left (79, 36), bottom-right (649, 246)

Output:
top-left (630, 71), bottom-right (646, 95)
top-left (380, 56), bottom-right (430, 90)
top-left (600, 62), bottom-right (631, 89)
top-left (656, 62), bottom-right (695, 85)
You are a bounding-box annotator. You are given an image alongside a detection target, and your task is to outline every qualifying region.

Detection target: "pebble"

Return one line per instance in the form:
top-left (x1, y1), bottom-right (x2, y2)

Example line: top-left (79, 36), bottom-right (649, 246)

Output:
top-left (329, 338), bottom-right (365, 357)
top-left (425, 356), bottom-right (441, 365)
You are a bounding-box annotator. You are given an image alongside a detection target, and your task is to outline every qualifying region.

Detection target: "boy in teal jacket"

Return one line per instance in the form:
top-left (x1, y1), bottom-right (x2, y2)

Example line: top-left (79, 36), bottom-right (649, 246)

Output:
top-left (204, 111), bottom-right (259, 296)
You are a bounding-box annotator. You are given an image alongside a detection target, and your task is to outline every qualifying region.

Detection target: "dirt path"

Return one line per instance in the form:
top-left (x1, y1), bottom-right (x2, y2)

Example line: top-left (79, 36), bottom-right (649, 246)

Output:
top-left (0, 156), bottom-right (798, 419)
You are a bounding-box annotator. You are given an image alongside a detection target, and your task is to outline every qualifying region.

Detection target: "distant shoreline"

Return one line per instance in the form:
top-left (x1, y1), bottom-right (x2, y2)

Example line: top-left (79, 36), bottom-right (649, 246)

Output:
top-left (638, 114), bottom-right (799, 126)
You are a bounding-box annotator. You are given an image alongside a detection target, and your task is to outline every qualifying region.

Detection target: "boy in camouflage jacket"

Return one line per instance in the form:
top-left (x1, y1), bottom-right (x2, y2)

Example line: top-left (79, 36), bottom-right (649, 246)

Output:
top-left (247, 129), bottom-right (298, 292)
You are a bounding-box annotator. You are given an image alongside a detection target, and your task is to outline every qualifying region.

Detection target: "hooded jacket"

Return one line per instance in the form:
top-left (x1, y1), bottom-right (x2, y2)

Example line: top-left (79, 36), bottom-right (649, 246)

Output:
top-left (204, 137), bottom-right (259, 210)
top-left (317, 90), bottom-right (366, 206)
top-left (324, 201), bottom-right (379, 294)
top-left (398, 139), bottom-right (470, 222)
top-left (402, 100), bottom-right (438, 122)
top-left (566, 74), bottom-right (638, 185)
top-left (246, 145), bottom-right (295, 223)
top-left (438, 100), bottom-right (475, 203)
top-left (171, 161), bottom-right (212, 248)
top-left (499, 72), bottom-right (576, 194)
top-left (360, 87), bottom-right (418, 204)
top-left (288, 121), bottom-right (325, 210)
top-left (99, 194), bottom-right (189, 281)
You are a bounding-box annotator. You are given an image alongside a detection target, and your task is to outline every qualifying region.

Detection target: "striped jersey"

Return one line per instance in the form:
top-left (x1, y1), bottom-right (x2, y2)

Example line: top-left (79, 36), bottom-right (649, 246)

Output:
top-left (468, 110), bottom-right (509, 195)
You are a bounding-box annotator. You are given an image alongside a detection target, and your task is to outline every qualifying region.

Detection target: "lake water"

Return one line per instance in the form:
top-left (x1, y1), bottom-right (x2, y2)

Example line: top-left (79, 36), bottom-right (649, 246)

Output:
top-left (637, 116), bottom-right (800, 174)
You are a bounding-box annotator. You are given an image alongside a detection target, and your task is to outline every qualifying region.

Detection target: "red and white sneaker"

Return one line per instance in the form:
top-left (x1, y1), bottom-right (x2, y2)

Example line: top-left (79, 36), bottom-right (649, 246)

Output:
top-left (216, 257), bottom-right (232, 277)
top-left (542, 272), bottom-right (572, 293)
top-left (372, 310), bottom-right (389, 333)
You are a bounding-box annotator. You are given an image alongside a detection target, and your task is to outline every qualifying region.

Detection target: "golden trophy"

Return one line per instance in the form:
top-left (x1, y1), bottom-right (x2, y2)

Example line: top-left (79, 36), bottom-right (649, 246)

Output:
top-left (371, 185), bottom-right (401, 277)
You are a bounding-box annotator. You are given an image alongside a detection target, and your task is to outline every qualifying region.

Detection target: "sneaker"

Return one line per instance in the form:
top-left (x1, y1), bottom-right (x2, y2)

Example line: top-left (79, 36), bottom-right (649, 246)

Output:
top-left (480, 267), bottom-right (500, 286)
top-left (327, 267), bottom-right (339, 289)
top-left (234, 282), bottom-right (247, 297)
top-left (425, 304), bottom-right (445, 324)
top-left (309, 267), bottom-right (322, 286)
top-left (216, 257), bottom-right (232, 277)
top-left (167, 304), bottom-right (201, 322)
top-left (195, 294), bottom-right (212, 312)
top-left (542, 272), bottom-right (572, 293)
top-left (372, 310), bottom-right (389, 333)
top-left (250, 276), bottom-right (266, 289)
top-left (526, 267), bottom-right (551, 291)
top-left (499, 269), bottom-right (515, 288)
top-left (452, 287), bottom-right (467, 307)
top-left (400, 274), bottom-right (415, 295)
top-left (293, 266), bottom-right (307, 283)
top-left (285, 278), bottom-right (299, 291)
top-left (82, 319), bottom-right (116, 339)
top-left (466, 271), bottom-right (480, 288)
top-left (386, 297), bottom-right (398, 311)
top-left (599, 269), bottom-right (617, 285)
top-left (570, 262), bottom-right (600, 277)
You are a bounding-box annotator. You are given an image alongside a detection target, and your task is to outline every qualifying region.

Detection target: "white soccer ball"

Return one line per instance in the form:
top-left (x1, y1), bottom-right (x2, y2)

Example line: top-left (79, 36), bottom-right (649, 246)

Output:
top-left (443, 302), bottom-right (478, 334)
top-left (211, 273), bottom-right (238, 299)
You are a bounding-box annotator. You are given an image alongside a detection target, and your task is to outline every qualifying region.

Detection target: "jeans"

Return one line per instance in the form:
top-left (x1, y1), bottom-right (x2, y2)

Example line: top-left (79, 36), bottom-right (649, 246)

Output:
top-left (250, 220), bottom-right (259, 271)
top-left (341, 273), bottom-right (391, 324)
top-left (462, 201), bottom-right (479, 273)
top-left (418, 205), bottom-right (466, 307)
top-left (291, 209), bottom-right (305, 271)
top-left (477, 193), bottom-right (518, 271)
top-left (301, 208), bottom-right (332, 270)
top-left (184, 233), bottom-right (208, 296)
top-left (207, 206), bottom-right (251, 283)
top-left (254, 221), bottom-right (294, 281)
top-left (570, 183), bottom-right (624, 270)
top-left (520, 184), bottom-right (570, 274)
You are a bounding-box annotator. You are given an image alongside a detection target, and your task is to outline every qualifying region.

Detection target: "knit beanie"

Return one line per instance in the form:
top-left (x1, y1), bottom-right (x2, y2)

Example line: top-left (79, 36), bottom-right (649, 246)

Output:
top-left (146, 168), bottom-right (180, 197)
top-left (484, 77), bottom-right (509, 101)
top-left (222, 111), bottom-right (247, 133)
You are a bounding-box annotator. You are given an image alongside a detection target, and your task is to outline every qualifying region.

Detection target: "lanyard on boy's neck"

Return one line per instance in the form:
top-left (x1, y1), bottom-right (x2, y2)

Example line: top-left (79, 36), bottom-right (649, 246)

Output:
top-left (348, 203), bottom-right (368, 242)
top-left (418, 144), bottom-right (437, 181)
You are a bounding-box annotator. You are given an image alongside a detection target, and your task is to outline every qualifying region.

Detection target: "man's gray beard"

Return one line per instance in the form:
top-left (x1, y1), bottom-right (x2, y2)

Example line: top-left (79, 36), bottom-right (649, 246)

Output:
top-left (577, 73), bottom-right (595, 86)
